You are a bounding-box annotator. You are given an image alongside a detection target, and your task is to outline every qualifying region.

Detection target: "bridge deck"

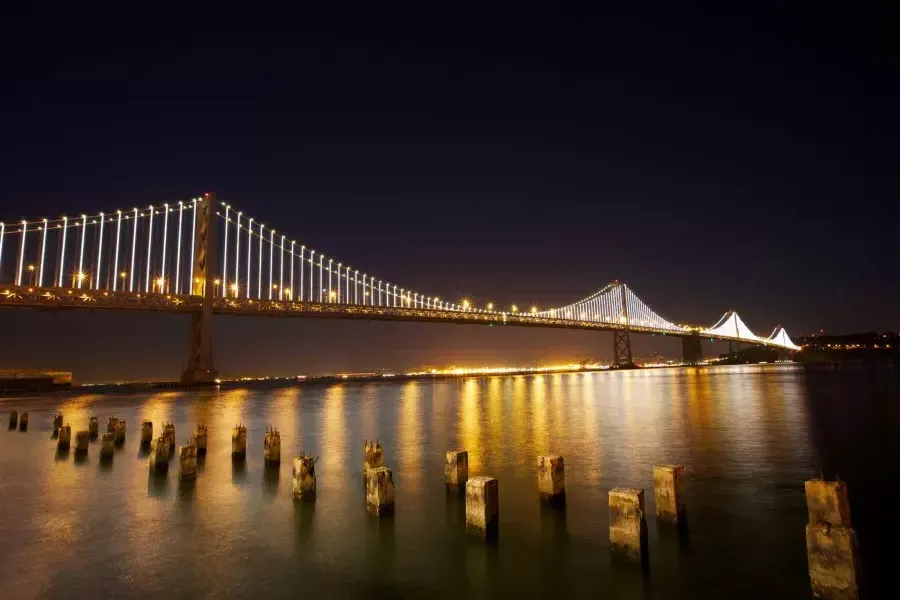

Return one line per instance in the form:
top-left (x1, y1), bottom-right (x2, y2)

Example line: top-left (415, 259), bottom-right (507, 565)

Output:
top-left (0, 285), bottom-right (791, 349)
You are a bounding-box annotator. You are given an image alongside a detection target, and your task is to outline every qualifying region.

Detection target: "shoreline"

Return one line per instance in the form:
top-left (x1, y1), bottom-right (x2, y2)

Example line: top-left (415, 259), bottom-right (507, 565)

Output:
top-left (0, 360), bottom-right (811, 398)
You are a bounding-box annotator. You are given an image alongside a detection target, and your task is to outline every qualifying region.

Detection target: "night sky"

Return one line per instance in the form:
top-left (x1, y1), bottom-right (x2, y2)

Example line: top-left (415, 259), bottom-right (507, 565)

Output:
top-left (1, 8), bottom-right (895, 382)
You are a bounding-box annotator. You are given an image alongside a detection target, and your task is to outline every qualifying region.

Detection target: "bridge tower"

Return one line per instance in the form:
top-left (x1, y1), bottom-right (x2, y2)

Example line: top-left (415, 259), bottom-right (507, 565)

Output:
top-left (612, 282), bottom-right (635, 369)
top-left (181, 193), bottom-right (219, 384)
top-left (681, 334), bottom-right (703, 364)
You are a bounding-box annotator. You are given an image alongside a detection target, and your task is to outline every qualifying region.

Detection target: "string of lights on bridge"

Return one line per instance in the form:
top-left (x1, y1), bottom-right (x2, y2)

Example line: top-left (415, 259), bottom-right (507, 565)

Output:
top-left (0, 196), bottom-right (800, 350)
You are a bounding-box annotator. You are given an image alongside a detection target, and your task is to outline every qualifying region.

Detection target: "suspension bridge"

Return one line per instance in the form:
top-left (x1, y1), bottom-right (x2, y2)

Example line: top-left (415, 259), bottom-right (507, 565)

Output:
top-left (0, 193), bottom-right (800, 382)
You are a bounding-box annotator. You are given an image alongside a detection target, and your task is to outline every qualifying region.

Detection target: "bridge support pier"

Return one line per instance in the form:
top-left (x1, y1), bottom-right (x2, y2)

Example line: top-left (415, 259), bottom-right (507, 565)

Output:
top-left (681, 335), bottom-right (703, 364)
top-left (612, 331), bottom-right (635, 369)
top-left (181, 193), bottom-right (219, 384)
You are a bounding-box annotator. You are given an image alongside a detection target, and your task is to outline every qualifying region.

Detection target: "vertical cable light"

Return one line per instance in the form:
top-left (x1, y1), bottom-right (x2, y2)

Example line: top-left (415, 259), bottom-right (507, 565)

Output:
top-left (246, 217), bottom-right (253, 299)
top-left (234, 211), bottom-right (241, 297)
top-left (112, 211), bottom-right (122, 291)
top-left (94, 214), bottom-right (104, 290)
top-left (144, 206), bottom-right (154, 293)
top-left (131, 208), bottom-right (139, 291)
top-left (174, 203), bottom-right (183, 294)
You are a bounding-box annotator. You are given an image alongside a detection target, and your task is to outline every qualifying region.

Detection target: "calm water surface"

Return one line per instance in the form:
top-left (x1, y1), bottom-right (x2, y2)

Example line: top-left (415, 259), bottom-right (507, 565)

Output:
top-left (1, 364), bottom-right (897, 599)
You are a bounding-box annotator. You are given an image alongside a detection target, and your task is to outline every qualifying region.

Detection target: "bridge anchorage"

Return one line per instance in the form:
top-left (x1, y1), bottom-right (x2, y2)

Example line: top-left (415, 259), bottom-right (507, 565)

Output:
top-left (0, 194), bottom-right (801, 381)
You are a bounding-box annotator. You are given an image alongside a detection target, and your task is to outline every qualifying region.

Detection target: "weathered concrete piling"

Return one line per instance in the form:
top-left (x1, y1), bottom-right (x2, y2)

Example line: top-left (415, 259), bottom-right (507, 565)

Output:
top-left (366, 466), bottom-right (395, 517)
top-left (180, 440), bottom-right (198, 480)
top-left (466, 476), bottom-right (499, 539)
top-left (232, 425), bottom-right (247, 461)
top-left (89, 417), bottom-right (99, 439)
top-left (363, 440), bottom-right (384, 480)
top-left (537, 455), bottom-right (566, 503)
top-left (8, 411), bottom-right (17, 429)
top-left (18, 412), bottom-right (28, 431)
top-left (53, 412), bottom-right (63, 435)
top-left (107, 417), bottom-right (119, 434)
top-left (149, 437), bottom-right (170, 472)
top-left (264, 427), bottom-right (281, 467)
top-left (140, 421), bottom-right (153, 445)
top-left (194, 424), bottom-right (208, 454)
top-left (114, 420), bottom-right (127, 445)
top-left (100, 433), bottom-right (115, 458)
top-left (805, 479), bottom-right (859, 599)
top-left (162, 422), bottom-right (175, 449)
top-left (74, 430), bottom-right (90, 455)
top-left (653, 464), bottom-right (685, 523)
top-left (608, 487), bottom-right (648, 562)
top-left (57, 425), bottom-right (71, 449)
top-left (445, 449), bottom-right (469, 488)
top-left (292, 454), bottom-right (317, 501)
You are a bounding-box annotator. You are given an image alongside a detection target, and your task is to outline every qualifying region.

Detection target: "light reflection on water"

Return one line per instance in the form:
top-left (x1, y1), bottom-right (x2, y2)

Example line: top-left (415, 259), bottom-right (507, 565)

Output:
top-left (2, 363), bottom-right (878, 599)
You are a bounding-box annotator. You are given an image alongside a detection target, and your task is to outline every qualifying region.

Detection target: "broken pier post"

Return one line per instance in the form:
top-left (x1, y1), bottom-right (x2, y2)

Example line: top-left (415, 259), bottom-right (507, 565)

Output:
top-left (292, 454), bottom-right (317, 501)
top-left (363, 440), bottom-right (384, 481)
top-left (232, 424), bottom-right (247, 461)
top-left (57, 424), bottom-right (71, 450)
top-left (608, 487), bottom-right (648, 563)
top-left (537, 455), bottom-right (566, 505)
top-left (114, 420), bottom-right (126, 445)
top-left (140, 421), bottom-right (153, 445)
top-left (18, 412), bottom-right (28, 431)
top-left (8, 411), bottom-right (17, 429)
top-left (74, 430), bottom-right (90, 456)
top-left (107, 417), bottom-right (119, 434)
top-left (264, 426), bottom-right (281, 467)
top-left (53, 412), bottom-right (63, 436)
top-left (194, 424), bottom-right (208, 454)
top-left (100, 433), bottom-right (115, 459)
top-left (180, 440), bottom-right (198, 480)
top-left (805, 479), bottom-right (859, 600)
top-left (366, 466), bottom-right (395, 517)
top-left (89, 417), bottom-right (99, 439)
top-left (445, 449), bottom-right (468, 488)
top-left (466, 476), bottom-right (499, 540)
top-left (653, 464), bottom-right (685, 523)
top-left (149, 437), bottom-right (170, 472)
top-left (162, 422), bottom-right (176, 450)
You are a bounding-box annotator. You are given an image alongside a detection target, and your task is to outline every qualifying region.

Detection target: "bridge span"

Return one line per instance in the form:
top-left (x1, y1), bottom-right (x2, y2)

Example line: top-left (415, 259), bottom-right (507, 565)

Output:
top-left (0, 193), bottom-right (800, 381)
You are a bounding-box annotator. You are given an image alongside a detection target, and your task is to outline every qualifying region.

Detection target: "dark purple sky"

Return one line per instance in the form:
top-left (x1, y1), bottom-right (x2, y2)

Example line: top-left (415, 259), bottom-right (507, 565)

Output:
top-left (0, 8), bottom-right (895, 382)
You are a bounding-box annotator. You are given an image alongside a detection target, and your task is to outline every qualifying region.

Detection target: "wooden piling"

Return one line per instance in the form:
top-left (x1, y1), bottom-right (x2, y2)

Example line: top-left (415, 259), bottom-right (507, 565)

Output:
top-left (445, 449), bottom-right (469, 488)
top-left (466, 476), bottom-right (499, 540)
top-left (653, 464), bottom-right (685, 523)
top-left (805, 479), bottom-right (859, 599)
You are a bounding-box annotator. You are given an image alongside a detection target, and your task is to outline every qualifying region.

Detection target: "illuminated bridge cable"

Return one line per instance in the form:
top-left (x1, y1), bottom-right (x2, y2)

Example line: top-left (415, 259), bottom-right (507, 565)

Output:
top-left (0, 196), bottom-right (801, 351)
top-left (174, 204), bottom-right (183, 294)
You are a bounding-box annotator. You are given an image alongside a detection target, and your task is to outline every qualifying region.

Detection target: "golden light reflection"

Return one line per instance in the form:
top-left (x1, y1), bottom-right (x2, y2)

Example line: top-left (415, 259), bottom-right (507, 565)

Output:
top-left (360, 383), bottom-right (379, 442)
top-left (397, 382), bottom-right (423, 487)
top-left (486, 377), bottom-right (503, 450)
top-left (320, 385), bottom-right (347, 483)
top-left (459, 379), bottom-right (481, 473)
top-left (531, 374), bottom-right (549, 454)
top-left (267, 387), bottom-right (302, 455)
top-left (580, 372), bottom-right (603, 485)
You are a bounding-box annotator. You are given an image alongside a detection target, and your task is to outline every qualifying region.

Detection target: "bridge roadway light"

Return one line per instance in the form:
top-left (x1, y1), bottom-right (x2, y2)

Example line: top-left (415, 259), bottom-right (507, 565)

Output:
top-left (531, 306), bottom-right (538, 315)
top-left (487, 302), bottom-right (493, 311)
top-left (230, 283), bottom-right (239, 296)
top-left (462, 299), bottom-right (471, 311)
top-left (511, 304), bottom-right (518, 313)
